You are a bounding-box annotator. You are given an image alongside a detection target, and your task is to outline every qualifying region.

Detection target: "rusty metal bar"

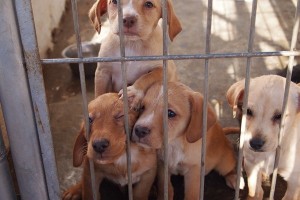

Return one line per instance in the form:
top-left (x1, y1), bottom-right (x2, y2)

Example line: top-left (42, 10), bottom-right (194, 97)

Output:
top-left (161, 0), bottom-right (169, 199)
top-left (234, 0), bottom-right (258, 199)
top-left (13, 0), bottom-right (61, 199)
top-left (199, 0), bottom-right (213, 199)
top-left (0, 0), bottom-right (50, 199)
top-left (70, 0), bottom-right (97, 199)
top-left (41, 50), bottom-right (300, 64)
top-left (269, 0), bottom-right (300, 199)
top-left (116, 0), bottom-right (134, 199)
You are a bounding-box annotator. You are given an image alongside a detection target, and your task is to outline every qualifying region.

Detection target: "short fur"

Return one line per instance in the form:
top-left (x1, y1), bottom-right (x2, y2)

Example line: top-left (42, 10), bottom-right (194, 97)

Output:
top-left (226, 75), bottom-right (300, 200)
top-left (62, 93), bottom-right (157, 200)
top-left (89, 0), bottom-right (182, 97)
top-left (128, 80), bottom-right (238, 200)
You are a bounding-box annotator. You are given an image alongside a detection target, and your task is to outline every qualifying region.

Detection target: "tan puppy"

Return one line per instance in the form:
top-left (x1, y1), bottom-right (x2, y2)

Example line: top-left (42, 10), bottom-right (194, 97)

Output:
top-left (62, 93), bottom-right (157, 200)
top-left (227, 75), bottom-right (300, 200)
top-left (128, 81), bottom-right (238, 200)
top-left (89, 0), bottom-right (182, 97)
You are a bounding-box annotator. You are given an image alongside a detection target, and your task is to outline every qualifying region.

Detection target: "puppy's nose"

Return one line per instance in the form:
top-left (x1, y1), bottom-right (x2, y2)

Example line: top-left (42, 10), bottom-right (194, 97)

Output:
top-left (249, 137), bottom-right (265, 151)
top-left (92, 139), bottom-right (110, 154)
top-left (123, 16), bottom-right (137, 28)
top-left (134, 125), bottom-right (150, 138)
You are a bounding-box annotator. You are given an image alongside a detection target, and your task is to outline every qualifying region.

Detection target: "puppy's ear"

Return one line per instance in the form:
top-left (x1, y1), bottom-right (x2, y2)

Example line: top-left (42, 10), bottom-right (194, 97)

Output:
top-left (226, 80), bottom-right (245, 118)
top-left (166, 0), bottom-right (182, 41)
top-left (73, 123), bottom-right (88, 167)
top-left (185, 92), bottom-right (217, 143)
top-left (89, 0), bottom-right (108, 33)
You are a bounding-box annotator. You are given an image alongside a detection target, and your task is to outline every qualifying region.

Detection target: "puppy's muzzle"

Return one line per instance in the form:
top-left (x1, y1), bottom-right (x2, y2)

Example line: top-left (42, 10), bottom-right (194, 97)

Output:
top-left (249, 137), bottom-right (265, 152)
top-left (123, 16), bottom-right (137, 28)
top-left (134, 125), bottom-right (150, 139)
top-left (92, 139), bottom-right (110, 154)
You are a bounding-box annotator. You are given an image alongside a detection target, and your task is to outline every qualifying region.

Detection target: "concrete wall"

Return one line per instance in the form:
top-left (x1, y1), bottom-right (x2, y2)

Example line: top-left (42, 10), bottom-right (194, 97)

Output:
top-left (31, 0), bottom-right (67, 58)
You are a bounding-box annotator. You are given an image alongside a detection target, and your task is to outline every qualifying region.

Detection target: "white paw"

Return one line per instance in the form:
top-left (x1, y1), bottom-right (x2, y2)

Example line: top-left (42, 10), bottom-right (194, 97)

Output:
top-left (118, 86), bottom-right (144, 110)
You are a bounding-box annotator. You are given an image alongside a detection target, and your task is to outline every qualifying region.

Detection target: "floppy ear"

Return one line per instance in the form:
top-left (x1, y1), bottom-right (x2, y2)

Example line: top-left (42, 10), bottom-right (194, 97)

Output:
top-left (166, 0), bottom-right (182, 41)
top-left (226, 80), bottom-right (245, 118)
top-left (185, 92), bottom-right (217, 143)
top-left (73, 123), bottom-right (88, 167)
top-left (88, 0), bottom-right (108, 33)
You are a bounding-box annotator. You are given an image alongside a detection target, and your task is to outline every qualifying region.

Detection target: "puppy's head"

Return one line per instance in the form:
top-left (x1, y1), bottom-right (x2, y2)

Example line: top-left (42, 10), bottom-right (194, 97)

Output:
top-left (132, 82), bottom-right (216, 149)
top-left (226, 75), bottom-right (300, 152)
top-left (89, 0), bottom-right (182, 41)
top-left (73, 93), bottom-right (138, 166)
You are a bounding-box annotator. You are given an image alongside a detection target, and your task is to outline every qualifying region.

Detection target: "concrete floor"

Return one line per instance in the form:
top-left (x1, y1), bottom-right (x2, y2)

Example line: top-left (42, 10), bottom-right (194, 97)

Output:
top-left (43, 0), bottom-right (299, 199)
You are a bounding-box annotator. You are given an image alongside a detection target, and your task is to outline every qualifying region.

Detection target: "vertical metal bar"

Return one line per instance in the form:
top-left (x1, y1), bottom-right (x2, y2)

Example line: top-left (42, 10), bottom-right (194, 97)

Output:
top-left (116, 1), bottom-right (133, 200)
top-left (234, 0), bottom-right (258, 199)
top-left (0, 1), bottom-right (49, 199)
top-left (13, 0), bottom-right (60, 199)
top-left (161, 0), bottom-right (169, 199)
top-left (269, 0), bottom-right (300, 199)
top-left (70, 0), bottom-right (97, 199)
top-left (0, 127), bottom-right (17, 200)
top-left (199, 0), bottom-right (213, 199)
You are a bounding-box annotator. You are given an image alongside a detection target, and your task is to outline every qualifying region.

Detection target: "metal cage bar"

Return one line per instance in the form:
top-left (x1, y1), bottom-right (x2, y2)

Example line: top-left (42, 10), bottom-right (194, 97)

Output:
top-left (199, 0), bottom-right (213, 199)
top-left (116, 0), bottom-right (134, 199)
top-left (13, 0), bottom-right (61, 199)
top-left (41, 50), bottom-right (300, 65)
top-left (269, 0), bottom-right (300, 199)
top-left (0, 0), bottom-right (50, 199)
top-left (161, 0), bottom-right (170, 199)
top-left (234, 0), bottom-right (258, 199)
top-left (70, 0), bottom-right (97, 199)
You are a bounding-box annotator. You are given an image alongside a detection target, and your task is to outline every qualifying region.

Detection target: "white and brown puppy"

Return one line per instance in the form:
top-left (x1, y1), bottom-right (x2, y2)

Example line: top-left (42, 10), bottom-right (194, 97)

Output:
top-left (227, 75), bottom-right (300, 200)
top-left (62, 93), bottom-right (157, 200)
top-left (89, 0), bottom-right (182, 97)
top-left (129, 81), bottom-right (238, 200)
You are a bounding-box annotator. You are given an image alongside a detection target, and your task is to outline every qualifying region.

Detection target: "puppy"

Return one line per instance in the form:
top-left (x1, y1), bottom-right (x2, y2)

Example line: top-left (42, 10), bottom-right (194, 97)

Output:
top-left (226, 75), bottom-right (300, 200)
top-left (62, 93), bottom-right (157, 200)
top-left (127, 80), bottom-right (238, 200)
top-left (89, 0), bottom-right (182, 97)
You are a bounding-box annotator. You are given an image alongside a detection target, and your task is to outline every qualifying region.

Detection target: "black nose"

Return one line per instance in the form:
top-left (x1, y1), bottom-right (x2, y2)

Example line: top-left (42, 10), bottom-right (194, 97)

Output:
top-left (134, 125), bottom-right (150, 139)
top-left (249, 137), bottom-right (265, 151)
top-left (123, 16), bottom-right (137, 28)
top-left (92, 139), bottom-right (110, 154)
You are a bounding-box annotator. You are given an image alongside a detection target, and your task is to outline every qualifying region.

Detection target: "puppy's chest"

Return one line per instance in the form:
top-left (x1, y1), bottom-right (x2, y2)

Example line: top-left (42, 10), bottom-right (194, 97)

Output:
top-left (161, 141), bottom-right (188, 175)
top-left (103, 152), bottom-right (146, 186)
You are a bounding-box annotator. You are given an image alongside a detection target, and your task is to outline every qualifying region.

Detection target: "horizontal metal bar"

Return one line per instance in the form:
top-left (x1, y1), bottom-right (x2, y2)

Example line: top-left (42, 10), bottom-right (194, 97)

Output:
top-left (41, 50), bottom-right (300, 64)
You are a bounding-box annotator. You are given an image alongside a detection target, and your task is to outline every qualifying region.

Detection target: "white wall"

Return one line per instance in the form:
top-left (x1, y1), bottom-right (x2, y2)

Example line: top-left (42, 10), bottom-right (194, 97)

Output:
top-left (32, 0), bottom-right (67, 58)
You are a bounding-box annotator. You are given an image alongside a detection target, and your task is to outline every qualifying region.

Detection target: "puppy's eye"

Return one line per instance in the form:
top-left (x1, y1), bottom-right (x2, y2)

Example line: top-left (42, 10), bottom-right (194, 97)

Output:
top-left (89, 117), bottom-right (93, 124)
top-left (111, 0), bottom-right (117, 4)
top-left (246, 108), bottom-right (253, 117)
top-left (144, 1), bottom-right (154, 8)
top-left (114, 114), bottom-right (124, 120)
top-left (272, 113), bottom-right (282, 122)
top-left (168, 109), bottom-right (176, 118)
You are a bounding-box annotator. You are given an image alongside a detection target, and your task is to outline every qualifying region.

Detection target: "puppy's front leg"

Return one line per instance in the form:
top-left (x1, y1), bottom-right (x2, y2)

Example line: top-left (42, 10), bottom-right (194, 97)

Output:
top-left (282, 174), bottom-right (300, 200)
top-left (82, 159), bottom-right (103, 200)
top-left (184, 166), bottom-right (201, 200)
top-left (157, 160), bottom-right (173, 200)
top-left (244, 161), bottom-right (263, 200)
top-left (94, 66), bottom-right (112, 97)
top-left (132, 167), bottom-right (157, 200)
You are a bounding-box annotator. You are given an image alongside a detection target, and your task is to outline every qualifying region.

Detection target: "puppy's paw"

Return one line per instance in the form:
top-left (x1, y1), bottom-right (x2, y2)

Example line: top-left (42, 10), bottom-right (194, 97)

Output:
top-left (62, 183), bottom-right (82, 200)
top-left (119, 86), bottom-right (144, 110)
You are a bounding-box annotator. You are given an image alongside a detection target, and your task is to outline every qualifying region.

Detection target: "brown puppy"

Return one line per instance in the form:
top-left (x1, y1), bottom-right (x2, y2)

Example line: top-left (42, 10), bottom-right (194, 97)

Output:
top-left (62, 93), bottom-right (157, 200)
top-left (129, 81), bottom-right (238, 200)
top-left (89, 0), bottom-right (182, 97)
